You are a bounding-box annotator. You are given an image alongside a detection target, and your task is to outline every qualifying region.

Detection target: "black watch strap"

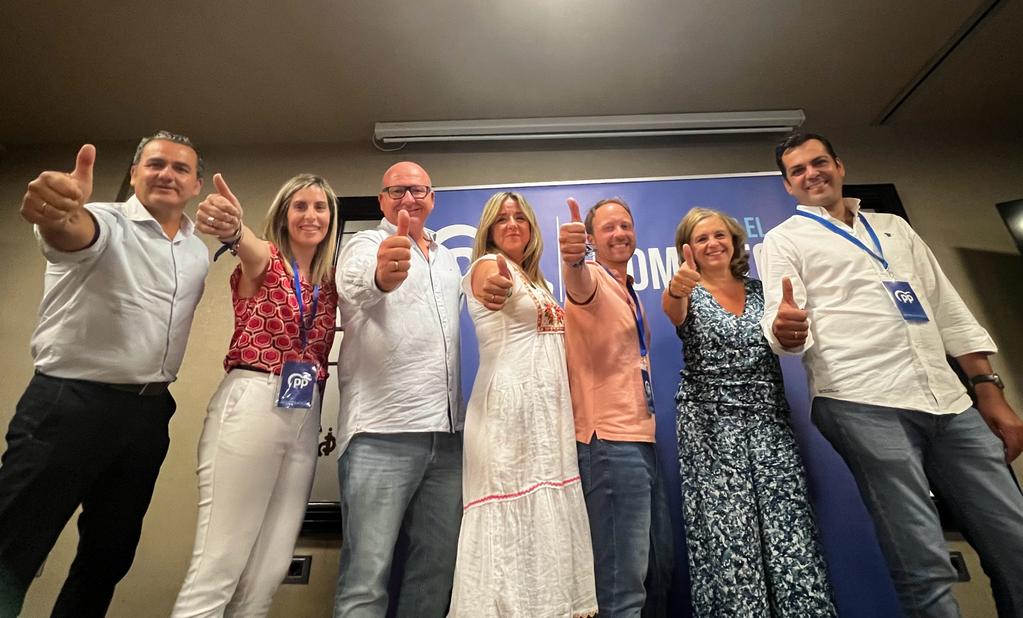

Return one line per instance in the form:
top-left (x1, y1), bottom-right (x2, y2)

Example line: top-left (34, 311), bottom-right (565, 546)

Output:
top-left (969, 373), bottom-right (1004, 390)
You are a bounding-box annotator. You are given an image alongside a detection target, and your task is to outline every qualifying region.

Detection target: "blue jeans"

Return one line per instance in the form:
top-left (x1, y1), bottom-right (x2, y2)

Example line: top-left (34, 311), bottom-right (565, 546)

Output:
top-left (333, 432), bottom-right (462, 618)
top-left (812, 398), bottom-right (1023, 618)
top-left (577, 436), bottom-right (674, 618)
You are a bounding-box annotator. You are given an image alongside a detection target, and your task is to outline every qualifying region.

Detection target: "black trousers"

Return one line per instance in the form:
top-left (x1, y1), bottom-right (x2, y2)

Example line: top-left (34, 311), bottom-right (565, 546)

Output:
top-left (0, 373), bottom-right (175, 618)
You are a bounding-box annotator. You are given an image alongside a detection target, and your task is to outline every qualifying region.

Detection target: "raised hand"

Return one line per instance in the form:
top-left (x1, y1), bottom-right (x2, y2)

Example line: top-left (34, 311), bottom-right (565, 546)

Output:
top-left (480, 253), bottom-right (514, 311)
top-left (196, 173), bottom-right (244, 240)
top-left (21, 144), bottom-right (95, 228)
top-left (375, 209), bottom-right (413, 292)
top-left (668, 244), bottom-right (701, 300)
top-left (559, 198), bottom-right (587, 267)
top-left (772, 277), bottom-right (809, 348)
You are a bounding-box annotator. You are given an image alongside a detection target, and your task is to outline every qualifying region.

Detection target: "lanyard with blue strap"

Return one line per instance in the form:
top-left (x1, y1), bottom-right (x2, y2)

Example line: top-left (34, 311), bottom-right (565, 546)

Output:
top-left (600, 264), bottom-right (656, 413)
top-left (276, 259), bottom-right (321, 408)
top-left (794, 210), bottom-right (888, 270)
top-left (795, 209), bottom-right (928, 321)
top-left (291, 259), bottom-right (320, 351)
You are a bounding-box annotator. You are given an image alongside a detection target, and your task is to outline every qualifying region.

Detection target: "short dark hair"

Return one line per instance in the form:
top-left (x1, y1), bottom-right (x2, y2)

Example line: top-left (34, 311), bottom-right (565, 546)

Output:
top-left (584, 197), bottom-right (634, 235)
top-left (774, 132), bottom-right (838, 178)
top-left (133, 130), bottom-right (204, 178)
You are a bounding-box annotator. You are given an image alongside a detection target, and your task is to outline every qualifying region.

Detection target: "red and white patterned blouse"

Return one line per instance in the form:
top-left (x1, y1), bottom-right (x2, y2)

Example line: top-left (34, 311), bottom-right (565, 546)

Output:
top-left (223, 243), bottom-right (337, 382)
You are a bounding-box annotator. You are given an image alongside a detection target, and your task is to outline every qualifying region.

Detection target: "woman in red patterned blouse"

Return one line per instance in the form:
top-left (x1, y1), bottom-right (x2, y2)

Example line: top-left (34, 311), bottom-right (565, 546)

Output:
top-left (173, 173), bottom-right (339, 618)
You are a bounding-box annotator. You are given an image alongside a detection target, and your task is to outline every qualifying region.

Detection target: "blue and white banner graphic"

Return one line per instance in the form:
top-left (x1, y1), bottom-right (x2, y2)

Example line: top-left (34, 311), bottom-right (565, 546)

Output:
top-left (428, 172), bottom-right (901, 617)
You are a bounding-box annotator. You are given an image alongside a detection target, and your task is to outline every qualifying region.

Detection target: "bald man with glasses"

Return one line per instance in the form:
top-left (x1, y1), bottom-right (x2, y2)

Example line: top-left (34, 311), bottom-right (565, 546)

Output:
top-left (333, 162), bottom-right (463, 617)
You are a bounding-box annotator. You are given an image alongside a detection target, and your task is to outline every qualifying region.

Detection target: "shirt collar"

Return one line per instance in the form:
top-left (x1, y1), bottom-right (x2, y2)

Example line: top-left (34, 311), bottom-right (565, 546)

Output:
top-left (124, 194), bottom-right (156, 222)
top-left (795, 197), bottom-right (862, 225)
top-left (125, 194), bottom-right (197, 239)
top-left (592, 259), bottom-right (632, 287)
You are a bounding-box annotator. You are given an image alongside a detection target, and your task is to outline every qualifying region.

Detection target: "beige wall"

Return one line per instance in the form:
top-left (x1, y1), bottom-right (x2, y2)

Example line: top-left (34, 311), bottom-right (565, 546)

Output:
top-left (2, 127), bottom-right (1020, 617)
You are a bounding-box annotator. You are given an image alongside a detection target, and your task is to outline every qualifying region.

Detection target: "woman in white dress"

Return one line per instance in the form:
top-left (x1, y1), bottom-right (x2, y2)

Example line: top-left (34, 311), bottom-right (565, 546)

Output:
top-left (448, 191), bottom-right (597, 618)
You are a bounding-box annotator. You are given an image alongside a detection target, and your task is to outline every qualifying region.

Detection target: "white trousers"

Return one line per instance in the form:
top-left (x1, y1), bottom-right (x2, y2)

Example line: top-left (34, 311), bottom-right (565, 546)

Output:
top-left (172, 369), bottom-right (321, 618)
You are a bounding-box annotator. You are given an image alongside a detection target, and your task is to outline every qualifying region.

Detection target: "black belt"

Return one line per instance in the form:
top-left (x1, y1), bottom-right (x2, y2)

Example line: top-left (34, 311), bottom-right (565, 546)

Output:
top-left (103, 381), bottom-right (172, 396)
top-left (231, 365), bottom-right (327, 389)
top-left (35, 371), bottom-right (172, 396)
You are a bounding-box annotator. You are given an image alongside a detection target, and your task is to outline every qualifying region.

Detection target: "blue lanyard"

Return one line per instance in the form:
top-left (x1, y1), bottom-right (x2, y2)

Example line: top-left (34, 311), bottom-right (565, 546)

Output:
top-left (795, 210), bottom-right (889, 270)
top-left (291, 260), bottom-right (320, 351)
top-left (601, 265), bottom-right (648, 358)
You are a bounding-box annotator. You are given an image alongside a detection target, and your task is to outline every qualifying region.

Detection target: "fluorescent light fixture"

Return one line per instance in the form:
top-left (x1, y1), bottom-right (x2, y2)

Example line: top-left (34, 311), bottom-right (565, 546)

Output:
top-left (374, 110), bottom-right (805, 145)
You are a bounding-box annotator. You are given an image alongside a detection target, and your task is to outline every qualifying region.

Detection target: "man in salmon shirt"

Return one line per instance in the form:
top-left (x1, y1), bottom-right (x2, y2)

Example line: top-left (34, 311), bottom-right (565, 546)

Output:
top-left (559, 197), bottom-right (673, 617)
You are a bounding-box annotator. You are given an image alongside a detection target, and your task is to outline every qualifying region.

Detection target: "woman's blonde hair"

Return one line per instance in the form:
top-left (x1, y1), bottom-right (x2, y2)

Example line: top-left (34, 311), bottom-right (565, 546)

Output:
top-left (674, 207), bottom-right (749, 279)
top-left (263, 174), bottom-right (339, 284)
top-left (471, 191), bottom-right (545, 286)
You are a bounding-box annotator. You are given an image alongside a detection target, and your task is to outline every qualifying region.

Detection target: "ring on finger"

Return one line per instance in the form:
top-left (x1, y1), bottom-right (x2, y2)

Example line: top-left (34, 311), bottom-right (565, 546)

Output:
top-left (392, 260), bottom-right (399, 272)
top-left (208, 216), bottom-right (216, 226)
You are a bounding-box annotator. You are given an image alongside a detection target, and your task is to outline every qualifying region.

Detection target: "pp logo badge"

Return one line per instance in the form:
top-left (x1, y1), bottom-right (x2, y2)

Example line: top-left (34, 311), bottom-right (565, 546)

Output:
top-left (277, 360), bottom-right (318, 408)
top-left (288, 371), bottom-right (314, 389)
top-left (882, 280), bottom-right (929, 322)
top-left (894, 289), bottom-right (916, 304)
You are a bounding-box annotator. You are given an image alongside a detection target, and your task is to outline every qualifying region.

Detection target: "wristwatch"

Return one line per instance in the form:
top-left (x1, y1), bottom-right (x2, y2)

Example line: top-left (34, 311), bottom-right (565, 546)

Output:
top-left (969, 373), bottom-right (1004, 390)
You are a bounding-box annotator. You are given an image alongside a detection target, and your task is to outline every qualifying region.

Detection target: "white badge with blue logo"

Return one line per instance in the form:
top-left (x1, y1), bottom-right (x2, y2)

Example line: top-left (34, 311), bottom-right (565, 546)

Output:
top-left (640, 366), bottom-right (656, 415)
top-left (276, 259), bottom-right (321, 409)
top-left (276, 359), bottom-right (318, 408)
top-left (881, 280), bottom-right (929, 322)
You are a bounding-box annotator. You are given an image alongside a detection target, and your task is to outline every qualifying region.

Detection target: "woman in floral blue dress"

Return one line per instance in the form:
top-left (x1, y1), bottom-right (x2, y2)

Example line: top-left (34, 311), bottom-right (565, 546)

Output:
top-left (662, 207), bottom-right (835, 617)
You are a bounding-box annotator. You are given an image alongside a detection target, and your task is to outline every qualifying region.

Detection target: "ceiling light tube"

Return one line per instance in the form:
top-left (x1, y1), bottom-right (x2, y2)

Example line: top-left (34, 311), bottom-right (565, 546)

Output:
top-left (374, 110), bottom-right (805, 145)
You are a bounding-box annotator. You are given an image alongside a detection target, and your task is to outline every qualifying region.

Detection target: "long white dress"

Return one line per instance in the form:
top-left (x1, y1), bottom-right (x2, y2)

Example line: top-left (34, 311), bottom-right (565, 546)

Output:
top-left (448, 255), bottom-right (598, 618)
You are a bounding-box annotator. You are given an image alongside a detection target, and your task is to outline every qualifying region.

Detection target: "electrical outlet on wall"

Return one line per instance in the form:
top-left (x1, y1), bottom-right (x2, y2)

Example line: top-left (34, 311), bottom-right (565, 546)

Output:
top-left (949, 551), bottom-right (971, 583)
top-left (283, 555), bottom-right (312, 585)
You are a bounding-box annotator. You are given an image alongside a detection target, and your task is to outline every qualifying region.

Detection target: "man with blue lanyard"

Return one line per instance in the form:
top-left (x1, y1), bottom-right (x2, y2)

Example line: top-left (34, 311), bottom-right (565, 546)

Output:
top-left (560, 197), bottom-right (673, 617)
top-left (0, 132), bottom-right (208, 617)
top-left (760, 132), bottom-right (1023, 617)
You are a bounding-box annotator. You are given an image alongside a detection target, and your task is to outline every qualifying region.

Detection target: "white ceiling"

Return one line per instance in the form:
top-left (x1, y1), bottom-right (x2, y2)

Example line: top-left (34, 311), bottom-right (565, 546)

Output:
top-left (1, 0), bottom-right (1019, 146)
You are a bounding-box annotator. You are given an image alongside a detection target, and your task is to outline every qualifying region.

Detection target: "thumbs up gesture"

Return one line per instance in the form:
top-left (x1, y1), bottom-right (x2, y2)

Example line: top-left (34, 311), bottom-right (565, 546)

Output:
top-left (667, 244), bottom-right (701, 300)
top-left (197, 173), bottom-right (244, 240)
top-left (21, 144), bottom-right (95, 227)
top-left (480, 254), bottom-right (514, 311)
top-left (376, 209), bottom-right (413, 291)
top-left (559, 198), bottom-right (587, 267)
top-left (772, 277), bottom-right (809, 348)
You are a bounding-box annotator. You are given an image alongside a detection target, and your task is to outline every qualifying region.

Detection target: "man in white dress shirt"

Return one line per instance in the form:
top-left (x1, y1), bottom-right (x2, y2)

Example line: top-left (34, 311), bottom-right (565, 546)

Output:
top-left (333, 162), bottom-right (462, 617)
top-left (0, 131), bottom-right (209, 617)
top-left (760, 132), bottom-right (1023, 617)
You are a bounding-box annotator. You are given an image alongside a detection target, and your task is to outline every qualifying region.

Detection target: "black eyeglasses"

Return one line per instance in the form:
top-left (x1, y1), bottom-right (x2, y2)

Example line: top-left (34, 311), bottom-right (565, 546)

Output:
top-left (382, 185), bottom-right (431, 200)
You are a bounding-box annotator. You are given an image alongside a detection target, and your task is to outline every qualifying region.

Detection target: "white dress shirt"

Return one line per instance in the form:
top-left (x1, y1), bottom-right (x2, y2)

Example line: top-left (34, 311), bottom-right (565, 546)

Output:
top-left (759, 198), bottom-right (996, 415)
top-left (31, 195), bottom-right (209, 383)
top-left (335, 218), bottom-right (462, 456)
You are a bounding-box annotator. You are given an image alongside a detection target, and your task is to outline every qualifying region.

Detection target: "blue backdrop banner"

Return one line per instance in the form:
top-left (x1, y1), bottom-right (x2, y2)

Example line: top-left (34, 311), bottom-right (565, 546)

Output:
top-left (430, 172), bottom-right (902, 617)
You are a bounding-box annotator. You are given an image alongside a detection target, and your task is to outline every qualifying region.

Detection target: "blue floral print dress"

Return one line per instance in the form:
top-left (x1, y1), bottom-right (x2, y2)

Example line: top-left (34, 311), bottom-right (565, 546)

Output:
top-left (675, 277), bottom-right (836, 617)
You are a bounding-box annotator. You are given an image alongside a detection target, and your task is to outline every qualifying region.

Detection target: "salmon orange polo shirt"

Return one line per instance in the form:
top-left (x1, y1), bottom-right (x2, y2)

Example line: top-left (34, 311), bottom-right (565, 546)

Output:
top-left (564, 262), bottom-right (656, 444)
